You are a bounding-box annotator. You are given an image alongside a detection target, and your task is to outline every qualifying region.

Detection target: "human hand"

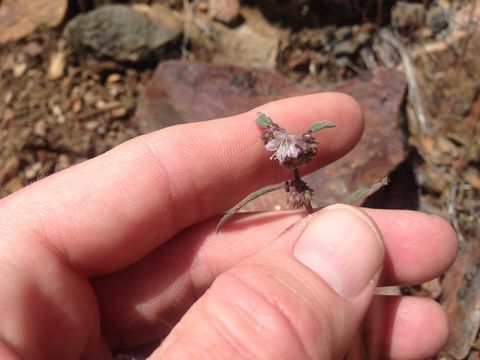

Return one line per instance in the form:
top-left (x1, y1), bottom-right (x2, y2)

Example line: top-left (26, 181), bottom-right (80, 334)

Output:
top-left (0, 93), bottom-right (457, 359)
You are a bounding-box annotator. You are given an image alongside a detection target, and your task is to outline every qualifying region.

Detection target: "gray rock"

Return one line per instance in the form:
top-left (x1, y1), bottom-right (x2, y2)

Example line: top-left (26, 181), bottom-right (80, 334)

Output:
top-left (426, 6), bottom-right (450, 33)
top-left (64, 5), bottom-right (181, 65)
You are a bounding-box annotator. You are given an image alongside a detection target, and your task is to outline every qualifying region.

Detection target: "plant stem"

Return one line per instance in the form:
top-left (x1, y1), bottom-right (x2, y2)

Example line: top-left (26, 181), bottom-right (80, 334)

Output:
top-left (293, 168), bottom-right (314, 214)
top-left (293, 168), bottom-right (301, 181)
top-left (304, 200), bottom-right (314, 214)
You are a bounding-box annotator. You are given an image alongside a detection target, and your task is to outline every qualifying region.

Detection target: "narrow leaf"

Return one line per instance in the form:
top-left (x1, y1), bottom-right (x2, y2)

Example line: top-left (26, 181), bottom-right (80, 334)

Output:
top-left (216, 183), bottom-right (284, 233)
top-left (256, 112), bottom-right (273, 128)
top-left (345, 177), bottom-right (389, 205)
top-left (309, 121), bottom-right (336, 133)
top-left (345, 188), bottom-right (370, 205)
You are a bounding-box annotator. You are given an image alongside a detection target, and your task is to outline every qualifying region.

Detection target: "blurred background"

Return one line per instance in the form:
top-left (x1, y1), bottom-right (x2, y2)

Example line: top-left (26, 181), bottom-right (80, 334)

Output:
top-left (0, 0), bottom-right (478, 358)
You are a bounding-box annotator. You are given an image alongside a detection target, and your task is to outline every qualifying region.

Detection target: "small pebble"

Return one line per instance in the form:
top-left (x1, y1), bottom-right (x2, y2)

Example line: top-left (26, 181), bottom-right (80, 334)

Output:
top-left (24, 162), bottom-right (42, 180)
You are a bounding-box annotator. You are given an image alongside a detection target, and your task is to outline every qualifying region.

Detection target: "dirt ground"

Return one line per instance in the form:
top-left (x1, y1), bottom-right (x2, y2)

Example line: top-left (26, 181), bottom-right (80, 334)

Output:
top-left (0, 0), bottom-right (479, 358)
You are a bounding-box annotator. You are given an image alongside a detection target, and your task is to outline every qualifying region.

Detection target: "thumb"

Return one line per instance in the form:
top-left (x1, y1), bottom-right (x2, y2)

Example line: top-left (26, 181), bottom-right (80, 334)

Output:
top-left (152, 204), bottom-right (384, 359)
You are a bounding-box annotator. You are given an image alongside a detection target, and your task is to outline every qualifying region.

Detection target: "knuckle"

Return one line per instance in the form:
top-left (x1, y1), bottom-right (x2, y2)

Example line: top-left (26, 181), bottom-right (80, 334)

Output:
top-left (203, 264), bottom-right (329, 359)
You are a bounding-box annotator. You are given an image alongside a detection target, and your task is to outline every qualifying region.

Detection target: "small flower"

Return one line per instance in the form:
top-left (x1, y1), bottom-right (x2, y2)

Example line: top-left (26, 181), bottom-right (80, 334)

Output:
top-left (261, 126), bottom-right (318, 168)
top-left (216, 114), bottom-right (340, 232)
top-left (265, 130), bottom-right (302, 163)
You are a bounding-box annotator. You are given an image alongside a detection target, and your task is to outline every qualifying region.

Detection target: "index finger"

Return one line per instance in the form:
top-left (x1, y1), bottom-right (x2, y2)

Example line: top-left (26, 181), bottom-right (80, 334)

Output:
top-left (0, 93), bottom-right (363, 275)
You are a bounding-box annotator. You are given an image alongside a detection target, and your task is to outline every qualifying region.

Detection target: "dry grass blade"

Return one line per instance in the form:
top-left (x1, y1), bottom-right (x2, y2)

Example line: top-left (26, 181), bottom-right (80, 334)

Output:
top-left (345, 177), bottom-right (389, 205)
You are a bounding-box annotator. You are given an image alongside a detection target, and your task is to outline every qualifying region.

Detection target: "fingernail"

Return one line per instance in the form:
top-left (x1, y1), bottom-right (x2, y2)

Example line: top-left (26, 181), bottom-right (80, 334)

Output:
top-left (293, 205), bottom-right (384, 297)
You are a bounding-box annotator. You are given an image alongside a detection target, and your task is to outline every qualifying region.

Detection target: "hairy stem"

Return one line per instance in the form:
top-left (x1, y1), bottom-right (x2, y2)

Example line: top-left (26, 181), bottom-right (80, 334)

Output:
top-left (293, 168), bottom-right (314, 214)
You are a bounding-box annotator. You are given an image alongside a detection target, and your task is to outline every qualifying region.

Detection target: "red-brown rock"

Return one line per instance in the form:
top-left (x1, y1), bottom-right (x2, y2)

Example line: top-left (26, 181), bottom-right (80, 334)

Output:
top-left (440, 239), bottom-right (480, 359)
top-left (305, 68), bottom-right (407, 206)
top-left (135, 61), bottom-right (407, 209)
top-left (134, 61), bottom-right (300, 133)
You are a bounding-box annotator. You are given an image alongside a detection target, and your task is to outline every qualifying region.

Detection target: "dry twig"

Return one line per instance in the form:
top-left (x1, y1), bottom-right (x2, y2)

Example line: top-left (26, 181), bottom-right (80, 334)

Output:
top-left (380, 29), bottom-right (429, 134)
top-left (448, 182), bottom-right (466, 244)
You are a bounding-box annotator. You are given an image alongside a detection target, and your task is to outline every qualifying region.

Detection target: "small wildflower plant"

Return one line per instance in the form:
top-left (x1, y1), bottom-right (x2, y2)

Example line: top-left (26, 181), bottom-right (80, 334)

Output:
top-left (216, 112), bottom-right (388, 232)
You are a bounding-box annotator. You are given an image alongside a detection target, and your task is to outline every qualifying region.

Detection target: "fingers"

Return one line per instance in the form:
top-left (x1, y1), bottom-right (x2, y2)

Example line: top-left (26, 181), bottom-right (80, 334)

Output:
top-left (93, 209), bottom-right (456, 347)
top-left (0, 93), bottom-right (363, 275)
top-left (94, 211), bottom-right (306, 347)
top-left (363, 208), bottom-right (458, 285)
top-left (0, 241), bottom-right (110, 359)
top-left (151, 205), bottom-right (384, 359)
top-left (364, 296), bottom-right (449, 359)
top-left (207, 208), bottom-right (457, 286)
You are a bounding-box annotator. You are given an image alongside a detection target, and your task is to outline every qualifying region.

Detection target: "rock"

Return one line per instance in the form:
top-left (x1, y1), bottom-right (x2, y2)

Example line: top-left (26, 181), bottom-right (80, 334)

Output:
top-left (34, 120), bottom-right (47, 137)
top-left (0, 157), bottom-right (19, 183)
top-left (304, 68), bottom-right (407, 207)
top-left (211, 22), bottom-right (281, 69)
top-left (48, 51), bottom-right (67, 80)
top-left (391, 1), bottom-right (425, 33)
top-left (3, 108), bottom-right (15, 122)
top-left (426, 6), bottom-right (450, 33)
top-left (4, 91), bottom-right (13, 106)
top-left (55, 154), bottom-right (71, 171)
top-left (0, 0), bottom-right (67, 44)
top-left (24, 162), bottom-right (42, 180)
top-left (64, 5), bottom-right (182, 65)
top-left (135, 61), bottom-right (407, 209)
top-left (186, 6), bottom-right (286, 69)
top-left (134, 61), bottom-right (299, 132)
top-left (334, 26), bottom-right (352, 41)
top-left (440, 240), bottom-right (480, 359)
top-left (355, 32), bottom-right (371, 47)
top-left (23, 42), bottom-right (44, 57)
top-left (85, 121), bottom-right (99, 131)
top-left (13, 63), bottom-right (28, 78)
top-left (4, 177), bottom-right (23, 193)
top-left (333, 39), bottom-right (360, 56)
top-left (132, 3), bottom-right (183, 35)
top-left (209, 0), bottom-right (241, 25)
top-left (0, 53), bottom-right (16, 73)
top-left (110, 106), bottom-right (128, 119)
top-left (106, 74), bottom-right (122, 83)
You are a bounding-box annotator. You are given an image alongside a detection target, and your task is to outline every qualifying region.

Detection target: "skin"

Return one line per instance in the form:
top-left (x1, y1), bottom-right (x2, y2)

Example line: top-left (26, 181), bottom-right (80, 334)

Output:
top-left (0, 93), bottom-right (457, 359)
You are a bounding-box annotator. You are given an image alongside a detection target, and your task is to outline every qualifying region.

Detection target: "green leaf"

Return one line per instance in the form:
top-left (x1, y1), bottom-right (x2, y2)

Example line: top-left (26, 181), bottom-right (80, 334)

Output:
top-left (256, 112), bottom-right (273, 128)
top-left (345, 177), bottom-right (389, 205)
top-left (345, 187), bottom-right (371, 205)
top-left (216, 183), bottom-right (284, 233)
top-left (309, 121), bottom-right (336, 133)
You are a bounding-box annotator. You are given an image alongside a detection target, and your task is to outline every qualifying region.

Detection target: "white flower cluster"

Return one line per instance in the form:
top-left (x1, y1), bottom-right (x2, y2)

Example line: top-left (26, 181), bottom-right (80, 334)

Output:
top-left (265, 131), bottom-right (303, 163)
